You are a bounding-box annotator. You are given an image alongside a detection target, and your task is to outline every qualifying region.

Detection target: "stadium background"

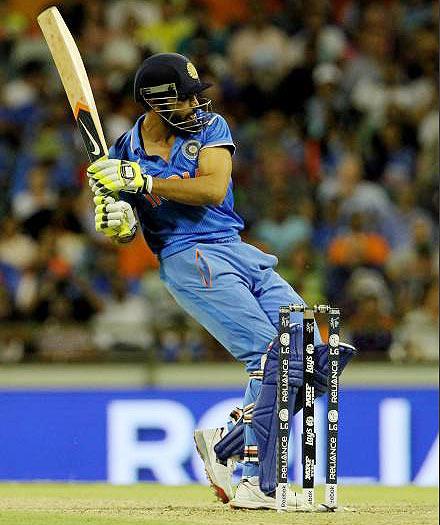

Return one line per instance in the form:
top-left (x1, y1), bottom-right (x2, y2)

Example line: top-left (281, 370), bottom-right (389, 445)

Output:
top-left (0, 0), bottom-right (438, 491)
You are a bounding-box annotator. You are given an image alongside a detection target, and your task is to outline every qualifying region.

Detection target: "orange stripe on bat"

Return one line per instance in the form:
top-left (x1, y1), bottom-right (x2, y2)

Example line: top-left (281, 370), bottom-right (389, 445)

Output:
top-left (74, 101), bottom-right (90, 118)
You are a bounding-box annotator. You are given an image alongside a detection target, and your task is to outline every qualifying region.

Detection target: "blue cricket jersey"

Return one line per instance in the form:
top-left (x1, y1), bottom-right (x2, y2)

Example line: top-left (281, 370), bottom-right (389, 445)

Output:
top-left (108, 112), bottom-right (244, 259)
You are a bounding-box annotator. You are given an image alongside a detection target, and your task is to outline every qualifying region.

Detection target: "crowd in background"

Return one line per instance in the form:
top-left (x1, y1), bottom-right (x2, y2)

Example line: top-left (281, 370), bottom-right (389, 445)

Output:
top-left (0, 0), bottom-right (438, 364)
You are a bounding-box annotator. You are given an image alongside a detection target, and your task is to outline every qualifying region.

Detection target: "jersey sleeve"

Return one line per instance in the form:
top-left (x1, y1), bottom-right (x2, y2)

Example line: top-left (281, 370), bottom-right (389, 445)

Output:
top-left (108, 132), bottom-right (130, 159)
top-left (201, 114), bottom-right (236, 155)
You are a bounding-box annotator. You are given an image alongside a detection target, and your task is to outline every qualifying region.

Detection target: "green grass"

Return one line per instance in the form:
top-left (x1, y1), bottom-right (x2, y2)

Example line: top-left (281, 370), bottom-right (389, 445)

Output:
top-left (0, 484), bottom-right (437, 525)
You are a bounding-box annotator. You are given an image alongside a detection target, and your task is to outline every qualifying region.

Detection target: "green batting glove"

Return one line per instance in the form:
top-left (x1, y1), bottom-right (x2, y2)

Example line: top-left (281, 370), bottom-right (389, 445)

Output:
top-left (87, 156), bottom-right (153, 195)
top-left (94, 195), bottom-right (137, 242)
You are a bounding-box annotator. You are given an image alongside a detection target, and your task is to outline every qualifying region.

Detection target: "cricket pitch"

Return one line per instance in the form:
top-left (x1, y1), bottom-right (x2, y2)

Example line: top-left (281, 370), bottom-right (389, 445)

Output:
top-left (0, 483), bottom-right (437, 525)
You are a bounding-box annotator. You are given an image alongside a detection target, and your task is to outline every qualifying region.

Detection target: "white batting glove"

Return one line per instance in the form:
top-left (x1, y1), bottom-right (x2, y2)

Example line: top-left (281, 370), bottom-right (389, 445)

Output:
top-left (94, 195), bottom-right (137, 243)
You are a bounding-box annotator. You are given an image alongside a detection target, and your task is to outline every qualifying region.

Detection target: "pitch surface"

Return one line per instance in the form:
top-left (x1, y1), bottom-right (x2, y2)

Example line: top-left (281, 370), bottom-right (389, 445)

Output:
top-left (0, 484), bottom-right (437, 525)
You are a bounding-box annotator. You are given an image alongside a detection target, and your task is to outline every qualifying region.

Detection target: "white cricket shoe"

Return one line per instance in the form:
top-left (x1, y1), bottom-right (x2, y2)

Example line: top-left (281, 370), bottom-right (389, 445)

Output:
top-left (194, 427), bottom-right (236, 503)
top-left (230, 476), bottom-right (304, 510)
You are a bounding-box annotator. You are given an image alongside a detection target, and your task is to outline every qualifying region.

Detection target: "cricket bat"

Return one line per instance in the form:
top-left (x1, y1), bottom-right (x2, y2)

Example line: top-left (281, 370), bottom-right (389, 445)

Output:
top-left (37, 6), bottom-right (108, 162)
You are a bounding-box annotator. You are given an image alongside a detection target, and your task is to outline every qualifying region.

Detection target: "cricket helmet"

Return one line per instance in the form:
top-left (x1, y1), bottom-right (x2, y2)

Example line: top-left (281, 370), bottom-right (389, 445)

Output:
top-left (134, 53), bottom-right (212, 133)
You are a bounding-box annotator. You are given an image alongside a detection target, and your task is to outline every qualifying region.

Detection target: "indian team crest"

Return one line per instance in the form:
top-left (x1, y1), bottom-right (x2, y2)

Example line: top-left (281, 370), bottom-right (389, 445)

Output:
top-left (187, 62), bottom-right (199, 79)
top-left (182, 139), bottom-right (201, 160)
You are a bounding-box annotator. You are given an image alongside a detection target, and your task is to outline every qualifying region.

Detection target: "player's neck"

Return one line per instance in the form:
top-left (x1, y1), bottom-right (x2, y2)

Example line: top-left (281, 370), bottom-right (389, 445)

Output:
top-left (141, 112), bottom-right (174, 145)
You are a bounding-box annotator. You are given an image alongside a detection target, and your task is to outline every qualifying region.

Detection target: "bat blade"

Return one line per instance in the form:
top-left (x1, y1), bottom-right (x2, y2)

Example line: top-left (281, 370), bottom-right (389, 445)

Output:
top-left (38, 6), bottom-right (108, 162)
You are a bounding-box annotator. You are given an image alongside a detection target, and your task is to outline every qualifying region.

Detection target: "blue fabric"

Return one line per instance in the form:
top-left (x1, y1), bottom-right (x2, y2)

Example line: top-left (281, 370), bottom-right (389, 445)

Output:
top-left (0, 262), bottom-right (21, 295)
top-left (214, 328), bottom-right (356, 494)
top-left (255, 329), bottom-right (357, 494)
top-left (214, 419), bottom-right (244, 462)
top-left (108, 111), bottom-right (323, 460)
top-left (242, 378), bottom-right (262, 477)
top-left (254, 384), bottom-right (299, 493)
top-left (108, 112), bottom-right (244, 258)
top-left (160, 239), bottom-right (323, 469)
top-left (159, 239), bottom-right (322, 371)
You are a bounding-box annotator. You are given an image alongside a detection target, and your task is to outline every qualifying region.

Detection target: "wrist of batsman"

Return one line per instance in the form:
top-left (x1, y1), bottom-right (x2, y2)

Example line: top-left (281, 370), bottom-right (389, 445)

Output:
top-left (87, 156), bottom-right (153, 195)
top-left (117, 223), bottom-right (138, 243)
top-left (89, 172), bottom-right (153, 196)
top-left (142, 173), bottom-right (153, 194)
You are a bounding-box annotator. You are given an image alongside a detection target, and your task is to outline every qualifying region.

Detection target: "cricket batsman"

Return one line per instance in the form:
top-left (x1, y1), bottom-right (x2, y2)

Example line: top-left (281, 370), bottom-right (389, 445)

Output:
top-left (87, 53), bottom-right (356, 509)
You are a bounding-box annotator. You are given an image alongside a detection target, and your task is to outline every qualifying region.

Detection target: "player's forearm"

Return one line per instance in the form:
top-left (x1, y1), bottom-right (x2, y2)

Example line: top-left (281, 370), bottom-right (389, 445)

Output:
top-left (151, 175), bottom-right (227, 206)
top-left (87, 151), bottom-right (231, 206)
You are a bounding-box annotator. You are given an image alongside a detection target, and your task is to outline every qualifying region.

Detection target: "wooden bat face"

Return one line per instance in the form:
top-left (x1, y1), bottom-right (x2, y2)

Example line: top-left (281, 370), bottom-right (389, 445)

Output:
top-left (38, 6), bottom-right (108, 162)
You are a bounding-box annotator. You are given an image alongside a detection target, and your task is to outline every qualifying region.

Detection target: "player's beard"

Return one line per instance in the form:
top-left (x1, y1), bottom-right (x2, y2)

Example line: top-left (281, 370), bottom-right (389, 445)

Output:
top-left (162, 108), bottom-right (198, 137)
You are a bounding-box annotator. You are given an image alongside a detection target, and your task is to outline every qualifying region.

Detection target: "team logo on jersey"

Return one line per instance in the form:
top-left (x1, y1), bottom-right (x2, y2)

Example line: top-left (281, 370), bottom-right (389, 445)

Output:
top-left (181, 139), bottom-right (201, 160)
top-left (187, 62), bottom-right (199, 79)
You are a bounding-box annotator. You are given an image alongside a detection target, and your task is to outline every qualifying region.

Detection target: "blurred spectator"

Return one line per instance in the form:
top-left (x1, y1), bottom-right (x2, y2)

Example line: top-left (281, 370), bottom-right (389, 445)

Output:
top-left (0, 277), bottom-right (24, 363)
top-left (319, 153), bottom-right (400, 246)
top-left (389, 278), bottom-right (439, 362)
top-left (105, 96), bottom-right (140, 144)
top-left (0, 0), bottom-right (437, 363)
top-left (327, 211), bottom-right (390, 303)
top-left (416, 83), bottom-right (439, 217)
top-left (306, 63), bottom-right (344, 140)
top-left (346, 267), bottom-right (394, 314)
top-left (328, 212), bottom-right (390, 269)
top-left (1, 60), bottom-right (46, 115)
top-left (345, 268), bottom-right (395, 357)
top-left (117, 233), bottom-right (159, 280)
top-left (12, 163), bottom-right (58, 238)
top-left (386, 221), bottom-right (438, 319)
top-left (400, 0), bottom-right (437, 31)
top-left (275, 39), bottom-right (316, 117)
top-left (142, 271), bottom-right (206, 362)
top-left (228, 10), bottom-right (294, 90)
top-left (252, 195), bottom-right (312, 262)
top-left (92, 275), bottom-right (152, 355)
top-left (135, 1), bottom-right (194, 54)
top-left (374, 120), bottom-right (416, 190)
top-left (31, 262), bottom-right (102, 324)
top-left (312, 197), bottom-right (341, 252)
top-left (107, 0), bottom-right (161, 32)
top-left (348, 293), bottom-right (394, 359)
top-left (278, 241), bottom-right (326, 306)
top-left (36, 295), bottom-right (95, 362)
top-left (102, 15), bottom-right (142, 91)
top-left (177, 4), bottom-right (229, 60)
top-left (342, 3), bottom-right (393, 97)
top-left (0, 216), bottom-right (37, 272)
top-left (390, 183), bottom-right (434, 250)
top-left (289, 1), bottom-right (348, 64)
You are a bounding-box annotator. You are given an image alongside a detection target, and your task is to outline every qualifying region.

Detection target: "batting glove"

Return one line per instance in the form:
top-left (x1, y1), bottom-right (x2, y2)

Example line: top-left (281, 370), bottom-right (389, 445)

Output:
top-left (87, 156), bottom-right (153, 195)
top-left (94, 195), bottom-right (137, 243)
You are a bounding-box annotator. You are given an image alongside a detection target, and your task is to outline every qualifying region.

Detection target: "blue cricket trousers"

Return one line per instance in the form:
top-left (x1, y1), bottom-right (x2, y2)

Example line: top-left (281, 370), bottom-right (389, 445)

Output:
top-left (160, 239), bottom-right (322, 370)
top-left (160, 238), bottom-right (322, 477)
